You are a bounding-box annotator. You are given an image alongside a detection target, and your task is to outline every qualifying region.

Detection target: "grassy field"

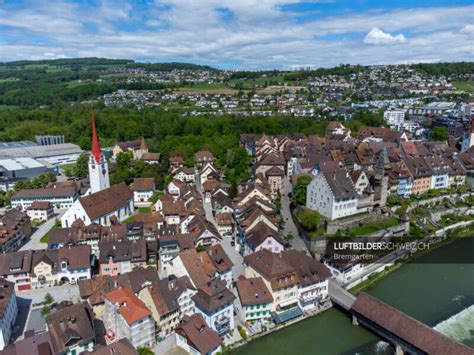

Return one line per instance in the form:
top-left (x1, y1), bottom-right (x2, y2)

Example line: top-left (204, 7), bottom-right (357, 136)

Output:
top-left (453, 81), bottom-right (474, 92)
top-left (347, 217), bottom-right (400, 236)
top-left (176, 83), bottom-right (239, 95)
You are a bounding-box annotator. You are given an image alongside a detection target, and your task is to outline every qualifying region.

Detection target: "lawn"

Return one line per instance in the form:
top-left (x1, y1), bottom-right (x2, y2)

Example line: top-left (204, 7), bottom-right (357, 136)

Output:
top-left (138, 207), bottom-right (151, 213)
top-left (346, 217), bottom-right (400, 236)
top-left (452, 81), bottom-right (474, 93)
top-left (438, 214), bottom-right (474, 227)
top-left (40, 233), bottom-right (50, 244)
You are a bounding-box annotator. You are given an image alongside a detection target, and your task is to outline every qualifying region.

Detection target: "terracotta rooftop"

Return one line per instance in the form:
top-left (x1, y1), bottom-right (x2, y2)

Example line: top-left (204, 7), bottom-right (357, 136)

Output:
top-left (105, 287), bottom-right (151, 325)
top-left (236, 276), bottom-right (273, 306)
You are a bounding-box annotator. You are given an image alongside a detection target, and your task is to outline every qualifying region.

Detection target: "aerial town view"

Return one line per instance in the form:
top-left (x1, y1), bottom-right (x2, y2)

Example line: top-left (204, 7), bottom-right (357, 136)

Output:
top-left (0, 1), bottom-right (473, 355)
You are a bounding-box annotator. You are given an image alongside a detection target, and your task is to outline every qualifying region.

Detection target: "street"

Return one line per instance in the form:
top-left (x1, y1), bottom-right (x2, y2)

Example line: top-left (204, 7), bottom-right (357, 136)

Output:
top-left (197, 177), bottom-right (245, 279)
top-left (20, 210), bottom-right (66, 251)
top-left (280, 179), bottom-right (310, 254)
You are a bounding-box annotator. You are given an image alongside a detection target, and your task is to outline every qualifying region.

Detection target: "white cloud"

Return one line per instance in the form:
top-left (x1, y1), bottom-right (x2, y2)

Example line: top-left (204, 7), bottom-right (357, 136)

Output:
top-left (363, 27), bottom-right (407, 45)
top-left (0, 2), bottom-right (472, 68)
top-left (460, 24), bottom-right (474, 34)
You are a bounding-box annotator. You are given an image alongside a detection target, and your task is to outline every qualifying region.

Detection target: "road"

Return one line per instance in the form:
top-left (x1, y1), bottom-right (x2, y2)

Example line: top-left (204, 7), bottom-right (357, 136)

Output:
top-left (280, 179), bottom-right (310, 254)
top-left (20, 210), bottom-right (66, 251)
top-left (197, 178), bottom-right (244, 279)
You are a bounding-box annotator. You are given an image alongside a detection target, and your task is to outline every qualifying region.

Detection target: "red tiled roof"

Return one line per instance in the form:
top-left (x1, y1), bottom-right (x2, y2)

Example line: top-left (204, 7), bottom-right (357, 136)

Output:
top-left (105, 287), bottom-right (151, 325)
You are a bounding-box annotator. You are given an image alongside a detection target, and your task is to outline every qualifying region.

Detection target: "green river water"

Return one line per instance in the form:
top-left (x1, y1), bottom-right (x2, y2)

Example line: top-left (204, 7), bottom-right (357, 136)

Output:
top-left (235, 237), bottom-right (474, 355)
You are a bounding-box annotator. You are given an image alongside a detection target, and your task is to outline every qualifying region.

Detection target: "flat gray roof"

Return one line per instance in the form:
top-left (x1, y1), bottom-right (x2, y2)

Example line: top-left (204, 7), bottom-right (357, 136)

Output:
top-left (0, 157), bottom-right (45, 171)
top-left (0, 143), bottom-right (83, 159)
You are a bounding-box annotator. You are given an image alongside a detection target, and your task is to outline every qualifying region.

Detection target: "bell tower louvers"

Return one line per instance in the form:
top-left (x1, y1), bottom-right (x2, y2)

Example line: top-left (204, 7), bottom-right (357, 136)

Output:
top-left (88, 112), bottom-right (110, 194)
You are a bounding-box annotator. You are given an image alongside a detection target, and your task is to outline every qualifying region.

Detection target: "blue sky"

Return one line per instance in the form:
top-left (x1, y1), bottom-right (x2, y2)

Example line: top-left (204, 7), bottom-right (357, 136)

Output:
top-left (0, 0), bottom-right (472, 69)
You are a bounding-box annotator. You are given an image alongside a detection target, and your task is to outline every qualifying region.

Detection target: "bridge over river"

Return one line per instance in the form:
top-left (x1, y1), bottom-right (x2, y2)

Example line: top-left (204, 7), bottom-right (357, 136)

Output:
top-left (328, 279), bottom-right (474, 355)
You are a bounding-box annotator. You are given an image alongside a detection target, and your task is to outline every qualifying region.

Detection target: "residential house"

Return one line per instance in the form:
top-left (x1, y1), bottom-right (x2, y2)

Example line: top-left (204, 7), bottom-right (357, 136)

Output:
top-left (175, 314), bottom-right (222, 355)
top-left (0, 279), bottom-right (18, 351)
top-left (26, 201), bottom-right (54, 222)
top-left (104, 287), bottom-right (155, 348)
top-left (404, 157), bottom-right (433, 195)
top-left (174, 167), bottom-right (196, 184)
top-left (0, 250), bottom-right (33, 291)
top-left (84, 338), bottom-right (137, 355)
top-left (215, 212), bottom-right (233, 237)
top-left (46, 302), bottom-right (96, 355)
top-left (241, 222), bottom-right (284, 257)
top-left (140, 152), bottom-right (161, 165)
top-left (30, 245), bottom-right (91, 288)
top-left (98, 240), bottom-right (147, 276)
top-left (78, 267), bottom-right (159, 318)
top-left (199, 163), bottom-right (219, 185)
top-left (206, 244), bottom-right (233, 288)
top-left (194, 151), bottom-right (214, 165)
top-left (0, 209), bottom-right (32, 253)
top-left (192, 279), bottom-right (235, 336)
top-left (131, 178), bottom-right (156, 208)
top-left (139, 279), bottom-right (185, 338)
top-left (112, 138), bottom-right (148, 160)
top-left (235, 276), bottom-right (273, 325)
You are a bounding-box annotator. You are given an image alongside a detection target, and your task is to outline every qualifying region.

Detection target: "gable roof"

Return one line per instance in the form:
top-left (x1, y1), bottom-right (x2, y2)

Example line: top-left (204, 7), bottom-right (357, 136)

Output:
top-left (79, 183), bottom-right (132, 220)
top-left (176, 314), bottom-right (222, 354)
top-left (236, 276), bottom-right (273, 306)
top-left (322, 171), bottom-right (358, 199)
top-left (105, 287), bottom-right (151, 325)
top-left (46, 302), bottom-right (95, 354)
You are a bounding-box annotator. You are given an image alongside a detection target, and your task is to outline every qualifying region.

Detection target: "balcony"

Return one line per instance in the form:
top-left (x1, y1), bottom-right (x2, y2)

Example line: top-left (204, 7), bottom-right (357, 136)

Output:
top-left (214, 316), bottom-right (231, 336)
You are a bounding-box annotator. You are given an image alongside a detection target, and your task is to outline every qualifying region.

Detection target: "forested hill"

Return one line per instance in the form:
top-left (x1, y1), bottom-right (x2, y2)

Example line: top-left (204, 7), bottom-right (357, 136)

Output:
top-left (0, 57), bottom-right (218, 72)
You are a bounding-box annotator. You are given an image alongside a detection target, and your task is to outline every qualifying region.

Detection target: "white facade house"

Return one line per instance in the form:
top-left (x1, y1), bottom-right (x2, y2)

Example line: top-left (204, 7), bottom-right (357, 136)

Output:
top-left (104, 287), bottom-right (155, 349)
top-left (26, 201), bottom-right (53, 222)
top-left (461, 120), bottom-right (474, 152)
top-left (384, 110), bottom-right (405, 131)
top-left (306, 172), bottom-right (359, 221)
top-left (298, 279), bottom-right (329, 312)
top-left (131, 178), bottom-right (155, 208)
top-left (11, 187), bottom-right (79, 211)
top-left (192, 280), bottom-right (235, 337)
top-left (323, 259), bottom-right (365, 284)
top-left (0, 279), bottom-right (18, 351)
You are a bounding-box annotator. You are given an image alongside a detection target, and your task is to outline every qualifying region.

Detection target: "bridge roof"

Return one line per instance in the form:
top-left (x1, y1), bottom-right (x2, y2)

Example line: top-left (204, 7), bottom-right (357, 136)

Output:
top-left (351, 293), bottom-right (474, 355)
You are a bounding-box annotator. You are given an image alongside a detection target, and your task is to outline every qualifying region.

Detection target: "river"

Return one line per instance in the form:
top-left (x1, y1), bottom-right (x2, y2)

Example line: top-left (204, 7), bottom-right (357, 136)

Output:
top-left (234, 237), bottom-right (474, 355)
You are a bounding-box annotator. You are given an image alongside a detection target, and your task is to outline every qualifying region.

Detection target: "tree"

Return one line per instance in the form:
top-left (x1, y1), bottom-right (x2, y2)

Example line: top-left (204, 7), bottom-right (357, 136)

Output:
top-left (284, 232), bottom-right (294, 244)
top-left (291, 175), bottom-right (312, 206)
top-left (111, 151), bottom-right (134, 184)
top-left (297, 208), bottom-right (321, 232)
top-left (429, 126), bottom-right (449, 141)
top-left (137, 348), bottom-right (154, 355)
top-left (74, 152), bottom-right (89, 178)
top-left (41, 305), bottom-right (51, 318)
top-left (43, 293), bottom-right (54, 305)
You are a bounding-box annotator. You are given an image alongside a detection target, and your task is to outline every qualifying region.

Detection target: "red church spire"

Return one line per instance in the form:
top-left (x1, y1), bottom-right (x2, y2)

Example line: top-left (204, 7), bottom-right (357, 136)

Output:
top-left (91, 111), bottom-right (102, 163)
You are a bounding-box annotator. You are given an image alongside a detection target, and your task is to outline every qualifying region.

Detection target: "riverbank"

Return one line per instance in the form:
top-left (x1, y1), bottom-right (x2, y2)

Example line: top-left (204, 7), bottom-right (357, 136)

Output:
top-left (234, 236), bottom-right (474, 354)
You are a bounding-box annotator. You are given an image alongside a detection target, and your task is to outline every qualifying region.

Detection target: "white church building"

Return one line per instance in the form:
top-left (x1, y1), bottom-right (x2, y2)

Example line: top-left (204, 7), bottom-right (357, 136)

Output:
top-left (61, 113), bottom-right (134, 227)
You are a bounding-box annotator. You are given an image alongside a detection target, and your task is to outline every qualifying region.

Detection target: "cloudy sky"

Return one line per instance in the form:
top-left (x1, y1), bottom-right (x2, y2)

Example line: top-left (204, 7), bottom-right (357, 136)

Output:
top-left (0, 0), bottom-right (473, 69)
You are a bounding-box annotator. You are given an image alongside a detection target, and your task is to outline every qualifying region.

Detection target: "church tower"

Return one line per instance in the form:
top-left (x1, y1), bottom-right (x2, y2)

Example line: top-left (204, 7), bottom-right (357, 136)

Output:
top-left (88, 112), bottom-right (110, 194)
